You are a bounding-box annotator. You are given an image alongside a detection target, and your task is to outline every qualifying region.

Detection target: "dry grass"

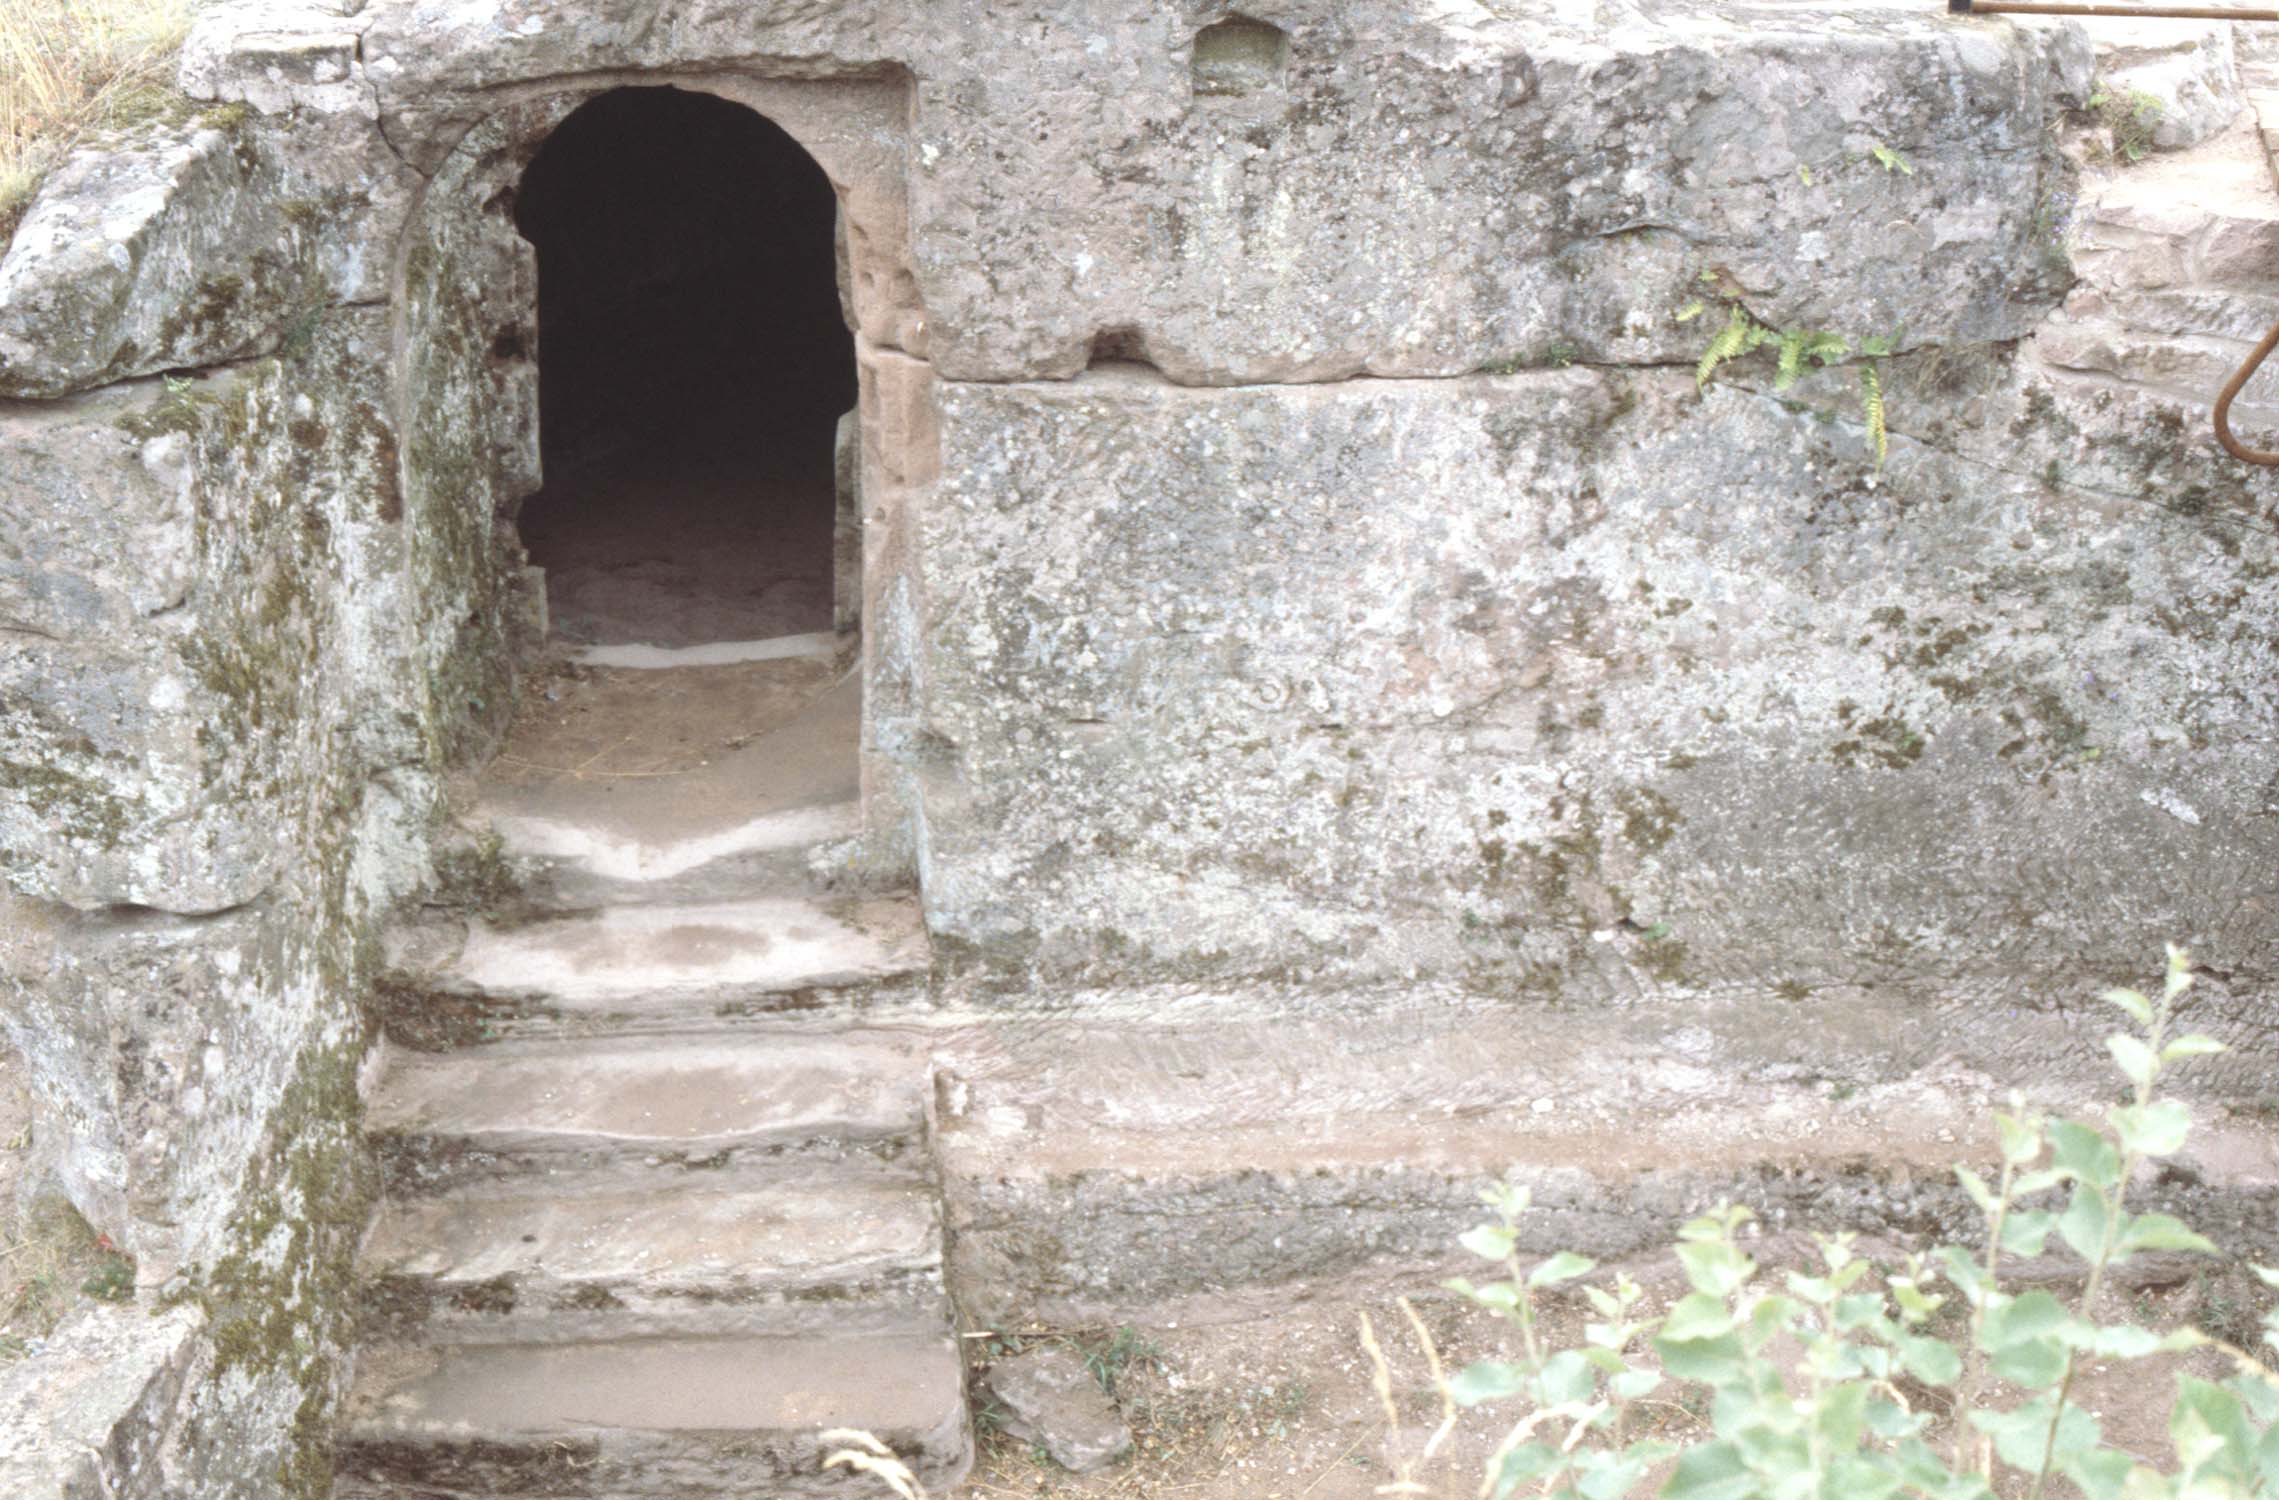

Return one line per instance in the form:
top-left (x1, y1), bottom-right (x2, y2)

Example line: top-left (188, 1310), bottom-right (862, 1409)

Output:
top-left (0, 0), bottom-right (194, 242)
top-left (0, 1194), bottom-right (127, 1360)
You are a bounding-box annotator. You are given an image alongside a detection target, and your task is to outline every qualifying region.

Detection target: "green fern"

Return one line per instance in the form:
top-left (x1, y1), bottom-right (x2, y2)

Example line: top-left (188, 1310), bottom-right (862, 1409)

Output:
top-left (1856, 331), bottom-right (1898, 469)
top-left (1696, 305), bottom-right (1760, 392)
top-left (1775, 330), bottom-right (1848, 392)
top-left (1860, 363), bottom-right (1887, 468)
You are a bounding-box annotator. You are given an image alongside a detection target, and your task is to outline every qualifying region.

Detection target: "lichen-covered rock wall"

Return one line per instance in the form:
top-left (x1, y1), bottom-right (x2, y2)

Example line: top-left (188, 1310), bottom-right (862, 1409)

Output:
top-left (915, 357), bottom-right (2279, 1023)
top-left (1, 207), bottom-right (482, 1493)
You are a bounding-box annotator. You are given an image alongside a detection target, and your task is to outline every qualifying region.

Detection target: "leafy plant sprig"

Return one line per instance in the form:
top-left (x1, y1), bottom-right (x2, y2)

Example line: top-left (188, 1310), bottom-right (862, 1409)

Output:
top-left (1424, 947), bottom-right (2277, 1500)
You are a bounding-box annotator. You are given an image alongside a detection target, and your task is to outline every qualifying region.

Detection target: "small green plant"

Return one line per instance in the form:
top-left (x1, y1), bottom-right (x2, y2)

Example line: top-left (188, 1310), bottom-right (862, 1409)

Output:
top-left (1401, 947), bottom-right (2276, 1500)
top-left (80, 1251), bottom-right (133, 1303)
top-left (1692, 303), bottom-right (1901, 469)
top-left (1080, 1324), bottom-right (1165, 1396)
top-left (2089, 85), bottom-right (2164, 164)
top-left (1869, 142), bottom-right (1915, 176)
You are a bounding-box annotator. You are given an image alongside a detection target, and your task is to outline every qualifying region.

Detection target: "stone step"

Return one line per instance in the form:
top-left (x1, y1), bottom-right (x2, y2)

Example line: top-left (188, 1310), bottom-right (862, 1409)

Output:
top-left (488, 795), bottom-right (865, 909)
top-left (473, 665), bottom-right (868, 912)
top-left (378, 894), bottom-right (930, 1049)
top-left (333, 1332), bottom-right (970, 1498)
top-left (360, 1158), bottom-right (948, 1344)
top-left (368, 1033), bottom-right (933, 1194)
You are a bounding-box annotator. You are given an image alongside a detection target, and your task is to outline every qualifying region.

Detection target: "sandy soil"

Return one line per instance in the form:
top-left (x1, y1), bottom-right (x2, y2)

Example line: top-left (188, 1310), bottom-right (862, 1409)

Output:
top-left (521, 424), bottom-right (837, 649)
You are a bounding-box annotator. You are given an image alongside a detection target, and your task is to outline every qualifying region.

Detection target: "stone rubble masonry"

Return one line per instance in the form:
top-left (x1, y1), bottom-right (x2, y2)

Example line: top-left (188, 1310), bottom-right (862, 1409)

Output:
top-left (0, 0), bottom-right (2272, 1495)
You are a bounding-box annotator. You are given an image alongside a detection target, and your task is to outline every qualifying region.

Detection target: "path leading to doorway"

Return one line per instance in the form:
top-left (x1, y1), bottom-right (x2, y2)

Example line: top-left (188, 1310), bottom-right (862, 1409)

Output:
top-left (520, 413), bottom-right (840, 649)
top-left (332, 646), bottom-right (970, 1496)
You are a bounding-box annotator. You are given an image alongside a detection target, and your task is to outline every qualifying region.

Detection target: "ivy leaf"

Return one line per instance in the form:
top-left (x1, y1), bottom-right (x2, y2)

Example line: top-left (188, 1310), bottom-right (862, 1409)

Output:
top-left (2161, 1034), bottom-right (2225, 1064)
top-left (2001, 1210), bottom-right (2057, 1259)
top-left (1663, 1291), bottom-right (1737, 1342)
top-left (2049, 1120), bottom-right (2123, 1190)
top-left (1992, 1333), bottom-right (2071, 1389)
top-left (2109, 1102), bottom-right (2189, 1160)
top-left (2101, 987), bottom-right (2153, 1026)
top-left (1661, 1439), bottom-right (1756, 1500)
top-left (2115, 1212), bottom-right (2218, 1257)
top-left (1529, 1251), bottom-right (1596, 1288)
top-left (2107, 1035), bottom-right (2158, 1094)
top-left (1460, 1224), bottom-right (1517, 1261)
top-left (1449, 1359), bottom-right (1533, 1406)
top-left (1984, 1289), bottom-right (2071, 1349)
top-left (2059, 1182), bottom-right (2115, 1263)
top-left (1899, 1334), bottom-right (1962, 1387)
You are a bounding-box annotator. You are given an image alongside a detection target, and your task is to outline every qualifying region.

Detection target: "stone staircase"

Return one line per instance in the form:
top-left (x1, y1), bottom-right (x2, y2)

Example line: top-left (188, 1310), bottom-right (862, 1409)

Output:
top-left (333, 652), bottom-right (969, 1498)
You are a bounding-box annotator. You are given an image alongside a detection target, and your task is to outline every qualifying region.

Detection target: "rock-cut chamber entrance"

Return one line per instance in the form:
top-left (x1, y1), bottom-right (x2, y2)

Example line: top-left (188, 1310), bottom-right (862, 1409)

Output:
top-left (512, 86), bottom-right (856, 650)
top-left (471, 83), bottom-right (871, 875)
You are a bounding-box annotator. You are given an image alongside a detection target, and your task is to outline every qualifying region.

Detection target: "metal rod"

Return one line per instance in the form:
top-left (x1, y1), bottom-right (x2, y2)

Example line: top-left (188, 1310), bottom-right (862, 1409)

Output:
top-left (1950, 0), bottom-right (2279, 18)
top-left (2213, 314), bottom-right (2279, 465)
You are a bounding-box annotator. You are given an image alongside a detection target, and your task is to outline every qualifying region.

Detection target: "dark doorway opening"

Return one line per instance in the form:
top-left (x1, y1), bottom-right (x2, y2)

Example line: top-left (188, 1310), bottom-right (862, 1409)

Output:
top-left (513, 87), bottom-right (855, 648)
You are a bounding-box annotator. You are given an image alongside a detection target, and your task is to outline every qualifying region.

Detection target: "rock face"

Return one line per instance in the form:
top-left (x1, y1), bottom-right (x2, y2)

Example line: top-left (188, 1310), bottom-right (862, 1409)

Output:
top-left (0, 0), bottom-right (2274, 1493)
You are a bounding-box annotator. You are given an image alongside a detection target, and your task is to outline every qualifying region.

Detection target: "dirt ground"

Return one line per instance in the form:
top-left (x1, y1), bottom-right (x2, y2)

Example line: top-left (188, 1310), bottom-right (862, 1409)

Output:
top-left (0, 1038), bottom-right (124, 1363)
top-left (954, 1243), bottom-right (2277, 1500)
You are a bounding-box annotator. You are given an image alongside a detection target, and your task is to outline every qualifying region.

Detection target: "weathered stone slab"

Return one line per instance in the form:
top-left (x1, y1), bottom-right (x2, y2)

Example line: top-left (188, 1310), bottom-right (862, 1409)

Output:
top-left (178, 0), bottom-right (374, 118)
top-left (0, 383), bottom-right (196, 636)
top-left (979, 1347), bottom-right (1132, 1473)
top-left (321, 0), bottom-right (2088, 383)
top-left (915, 364), bottom-right (2279, 999)
top-left (2065, 18), bottom-right (2243, 152)
top-left (0, 102), bottom-right (414, 398)
top-left (0, 122), bottom-right (299, 399)
top-left (933, 1005), bottom-right (2279, 1324)
top-left (0, 1304), bottom-right (204, 1500)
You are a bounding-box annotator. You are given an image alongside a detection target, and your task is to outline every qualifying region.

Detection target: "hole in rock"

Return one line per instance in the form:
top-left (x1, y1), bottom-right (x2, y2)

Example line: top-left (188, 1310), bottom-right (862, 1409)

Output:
top-left (513, 86), bottom-right (855, 648)
top-left (1192, 16), bottom-right (1289, 97)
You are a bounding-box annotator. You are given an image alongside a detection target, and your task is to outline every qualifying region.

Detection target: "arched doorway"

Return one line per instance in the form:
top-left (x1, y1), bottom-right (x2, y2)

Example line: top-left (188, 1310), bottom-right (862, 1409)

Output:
top-left (511, 86), bottom-right (855, 650)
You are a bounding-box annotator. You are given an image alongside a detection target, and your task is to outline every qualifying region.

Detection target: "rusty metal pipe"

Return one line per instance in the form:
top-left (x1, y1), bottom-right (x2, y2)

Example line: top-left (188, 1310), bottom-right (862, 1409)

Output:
top-left (1949, 0), bottom-right (2279, 19)
top-left (2213, 314), bottom-right (2279, 465)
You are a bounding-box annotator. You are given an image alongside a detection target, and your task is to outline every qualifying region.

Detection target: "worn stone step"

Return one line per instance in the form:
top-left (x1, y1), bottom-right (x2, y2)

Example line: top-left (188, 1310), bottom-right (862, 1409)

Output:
top-left (488, 794), bottom-right (864, 911)
top-left (361, 1158), bottom-right (948, 1343)
top-left (378, 894), bottom-right (929, 1048)
top-left (333, 1333), bottom-right (970, 1498)
top-left (368, 1033), bottom-right (932, 1193)
top-left (472, 663), bottom-right (869, 912)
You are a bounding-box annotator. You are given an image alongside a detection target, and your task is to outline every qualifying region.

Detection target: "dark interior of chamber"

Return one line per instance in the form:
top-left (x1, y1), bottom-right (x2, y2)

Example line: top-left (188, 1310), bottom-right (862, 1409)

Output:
top-left (512, 87), bottom-right (855, 647)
